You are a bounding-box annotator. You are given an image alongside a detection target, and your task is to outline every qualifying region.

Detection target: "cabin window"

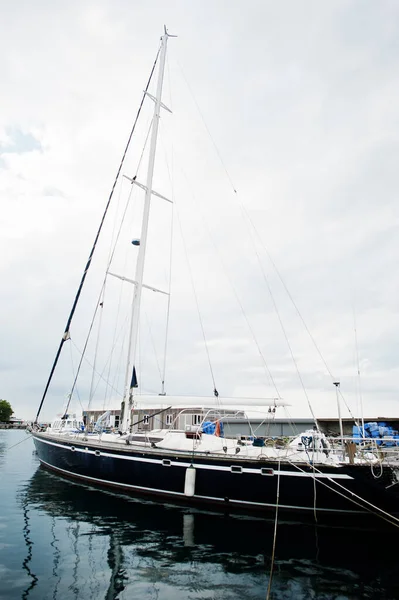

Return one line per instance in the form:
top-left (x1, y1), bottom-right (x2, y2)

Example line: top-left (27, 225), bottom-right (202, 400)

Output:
top-left (115, 416), bottom-right (120, 428)
top-left (192, 414), bottom-right (202, 426)
top-left (166, 414), bottom-right (173, 426)
top-left (143, 414), bottom-right (150, 424)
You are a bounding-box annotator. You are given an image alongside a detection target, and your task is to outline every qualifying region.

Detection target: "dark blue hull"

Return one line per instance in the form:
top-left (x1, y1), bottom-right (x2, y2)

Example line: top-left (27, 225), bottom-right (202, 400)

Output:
top-left (32, 432), bottom-right (399, 518)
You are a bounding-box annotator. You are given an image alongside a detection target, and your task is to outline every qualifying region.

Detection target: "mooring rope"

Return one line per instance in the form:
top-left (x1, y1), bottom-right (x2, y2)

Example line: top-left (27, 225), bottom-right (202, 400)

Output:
top-left (289, 459), bottom-right (399, 528)
top-left (6, 434), bottom-right (33, 450)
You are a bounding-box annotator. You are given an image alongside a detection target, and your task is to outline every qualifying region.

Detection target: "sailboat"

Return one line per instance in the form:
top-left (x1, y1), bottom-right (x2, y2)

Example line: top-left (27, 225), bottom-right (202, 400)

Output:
top-left (31, 29), bottom-right (399, 522)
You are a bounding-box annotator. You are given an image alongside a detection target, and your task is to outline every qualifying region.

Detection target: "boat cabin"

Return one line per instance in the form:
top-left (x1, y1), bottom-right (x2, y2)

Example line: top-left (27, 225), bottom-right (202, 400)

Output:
top-left (132, 406), bottom-right (246, 433)
top-left (48, 414), bottom-right (84, 433)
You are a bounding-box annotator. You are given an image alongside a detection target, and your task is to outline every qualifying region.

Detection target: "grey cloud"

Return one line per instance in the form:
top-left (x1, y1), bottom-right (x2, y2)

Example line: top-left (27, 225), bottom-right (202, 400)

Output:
top-left (0, 127), bottom-right (42, 155)
top-left (42, 186), bottom-right (66, 198)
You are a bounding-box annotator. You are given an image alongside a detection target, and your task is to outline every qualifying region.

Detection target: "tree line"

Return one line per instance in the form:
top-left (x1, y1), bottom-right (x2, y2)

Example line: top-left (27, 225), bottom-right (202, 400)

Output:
top-left (0, 400), bottom-right (14, 422)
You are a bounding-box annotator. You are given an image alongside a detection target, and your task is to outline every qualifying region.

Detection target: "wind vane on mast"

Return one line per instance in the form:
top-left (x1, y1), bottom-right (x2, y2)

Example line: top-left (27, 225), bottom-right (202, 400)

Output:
top-left (164, 25), bottom-right (177, 38)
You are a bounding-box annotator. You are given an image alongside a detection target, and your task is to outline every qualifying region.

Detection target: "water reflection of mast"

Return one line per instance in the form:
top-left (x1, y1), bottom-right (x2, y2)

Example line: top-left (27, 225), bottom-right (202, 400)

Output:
top-left (21, 504), bottom-right (38, 599)
top-left (68, 521), bottom-right (80, 599)
top-left (105, 533), bottom-right (126, 600)
top-left (50, 516), bottom-right (61, 600)
top-left (88, 526), bottom-right (100, 598)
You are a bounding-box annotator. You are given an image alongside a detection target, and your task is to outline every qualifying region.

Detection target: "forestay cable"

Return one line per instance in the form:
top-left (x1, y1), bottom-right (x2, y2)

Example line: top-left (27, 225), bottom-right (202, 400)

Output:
top-left (35, 45), bottom-right (161, 422)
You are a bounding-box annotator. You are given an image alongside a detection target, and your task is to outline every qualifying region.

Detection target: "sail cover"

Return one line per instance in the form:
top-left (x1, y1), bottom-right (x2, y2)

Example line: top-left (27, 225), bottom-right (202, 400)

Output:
top-left (132, 395), bottom-right (289, 408)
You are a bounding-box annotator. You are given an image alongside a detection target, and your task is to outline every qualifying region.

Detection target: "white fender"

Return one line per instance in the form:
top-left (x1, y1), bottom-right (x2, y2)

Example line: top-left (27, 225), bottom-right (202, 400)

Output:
top-left (184, 466), bottom-right (196, 497)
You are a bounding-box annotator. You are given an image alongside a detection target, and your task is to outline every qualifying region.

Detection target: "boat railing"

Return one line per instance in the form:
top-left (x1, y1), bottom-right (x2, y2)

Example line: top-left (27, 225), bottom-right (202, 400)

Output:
top-left (323, 436), bottom-right (399, 465)
top-left (169, 408), bottom-right (248, 433)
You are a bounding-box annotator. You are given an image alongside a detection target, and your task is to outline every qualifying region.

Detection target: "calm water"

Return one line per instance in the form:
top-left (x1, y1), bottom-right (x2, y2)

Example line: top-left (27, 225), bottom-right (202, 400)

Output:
top-left (0, 431), bottom-right (398, 600)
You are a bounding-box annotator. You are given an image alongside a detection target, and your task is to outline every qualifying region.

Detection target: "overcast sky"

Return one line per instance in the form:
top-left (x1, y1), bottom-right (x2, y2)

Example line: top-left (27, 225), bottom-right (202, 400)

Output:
top-left (1, 1), bottom-right (398, 422)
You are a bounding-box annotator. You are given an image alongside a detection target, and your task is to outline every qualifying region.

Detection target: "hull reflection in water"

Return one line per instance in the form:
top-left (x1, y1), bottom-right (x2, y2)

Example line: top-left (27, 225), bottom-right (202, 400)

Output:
top-left (18, 467), bottom-right (399, 599)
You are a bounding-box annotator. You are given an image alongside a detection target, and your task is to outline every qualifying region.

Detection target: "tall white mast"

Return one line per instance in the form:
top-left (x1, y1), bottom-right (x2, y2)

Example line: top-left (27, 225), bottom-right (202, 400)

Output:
top-left (122, 31), bottom-right (171, 432)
